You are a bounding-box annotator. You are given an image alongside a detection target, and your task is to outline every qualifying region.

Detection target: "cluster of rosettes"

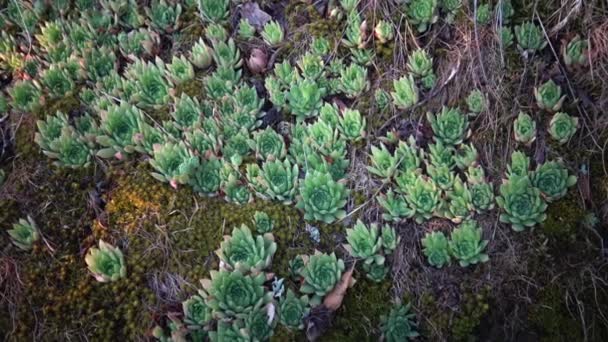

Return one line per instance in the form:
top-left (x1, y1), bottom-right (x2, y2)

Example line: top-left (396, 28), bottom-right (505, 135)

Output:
top-left (153, 212), bottom-right (350, 340)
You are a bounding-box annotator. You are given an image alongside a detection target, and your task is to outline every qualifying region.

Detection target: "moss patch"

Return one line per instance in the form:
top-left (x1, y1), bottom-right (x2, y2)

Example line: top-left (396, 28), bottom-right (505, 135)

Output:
top-left (540, 193), bottom-right (586, 245)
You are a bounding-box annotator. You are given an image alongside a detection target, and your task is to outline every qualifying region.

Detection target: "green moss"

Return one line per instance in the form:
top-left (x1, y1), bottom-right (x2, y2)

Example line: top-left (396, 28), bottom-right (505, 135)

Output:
top-left (540, 193), bottom-right (586, 244)
top-left (529, 285), bottom-right (583, 342)
top-left (322, 279), bottom-right (392, 341)
top-left (45, 94), bottom-right (80, 118)
top-left (174, 77), bottom-right (204, 99)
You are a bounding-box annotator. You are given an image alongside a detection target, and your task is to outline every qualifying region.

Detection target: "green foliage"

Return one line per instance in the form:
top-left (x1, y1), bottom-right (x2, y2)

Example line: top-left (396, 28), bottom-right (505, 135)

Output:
top-left (380, 303), bottom-right (419, 341)
top-left (368, 143), bottom-right (399, 180)
top-left (475, 3), bottom-right (492, 25)
top-left (296, 171), bottom-right (349, 223)
top-left (238, 19), bottom-right (256, 40)
top-left (427, 107), bottom-right (470, 146)
top-left (200, 270), bottom-right (272, 319)
top-left (297, 53), bottom-right (325, 80)
top-left (279, 290), bottom-right (310, 330)
top-left (405, 175), bottom-right (442, 223)
top-left (216, 224), bottom-right (277, 273)
top-left (85, 240), bottom-right (127, 282)
top-left (422, 231), bottom-right (450, 268)
top-left (454, 143), bottom-right (478, 170)
top-left (499, 26), bottom-right (514, 47)
top-left (448, 220), bottom-right (489, 267)
top-left (96, 103), bottom-right (143, 159)
top-left (375, 89), bottom-right (391, 110)
top-left (470, 181), bottom-right (495, 213)
top-left (125, 58), bottom-right (171, 108)
top-left (531, 161), bottom-right (577, 202)
top-left (427, 163), bottom-right (456, 191)
top-left (45, 126), bottom-right (92, 168)
top-left (190, 158), bottom-right (222, 196)
top-left (444, 178), bottom-right (474, 223)
top-left (117, 28), bottom-right (159, 61)
top-left (507, 150), bottom-right (530, 177)
top-left (342, 11), bottom-right (364, 48)
top-left (466, 89), bottom-right (487, 115)
top-left (310, 36), bottom-right (331, 55)
top-left (286, 78), bottom-right (325, 121)
top-left (340, 0), bottom-right (360, 12)
top-left (149, 141), bottom-right (200, 188)
top-left (83, 46), bottom-right (117, 82)
top-left (253, 211), bottom-right (273, 234)
top-left (8, 216), bottom-right (40, 251)
top-left (190, 38), bottom-right (214, 69)
top-left (255, 159), bottom-right (299, 204)
top-left (344, 220), bottom-right (384, 265)
top-left (515, 21), bottom-right (546, 54)
top-left (513, 111), bottom-right (537, 145)
top-left (339, 108), bottom-right (366, 141)
top-left (206, 23), bottom-right (229, 43)
top-left (374, 20), bottom-right (394, 43)
top-left (41, 65), bottom-right (75, 98)
top-left (250, 127), bottom-right (286, 161)
top-left (197, 0), bottom-right (230, 23)
top-left (300, 251), bottom-right (345, 305)
top-left (261, 20), bottom-right (284, 46)
top-left (497, 175), bottom-right (548, 231)
top-left (339, 63), bottom-right (369, 98)
top-left (183, 293), bottom-right (212, 329)
top-left (548, 112), bottom-right (578, 144)
top-left (378, 189), bottom-right (414, 222)
top-left (407, 0), bottom-right (439, 32)
top-left (407, 49), bottom-right (433, 77)
top-left (165, 55), bottom-right (195, 85)
top-left (391, 75), bottom-right (419, 110)
top-left (242, 303), bottom-right (277, 340)
top-left (212, 38), bottom-right (242, 69)
top-left (145, 0), bottom-right (181, 32)
top-left (562, 35), bottom-right (587, 66)
top-left (9, 80), bottom-right (42, 112)
top-left (534, 80), bottom-right (565, 112)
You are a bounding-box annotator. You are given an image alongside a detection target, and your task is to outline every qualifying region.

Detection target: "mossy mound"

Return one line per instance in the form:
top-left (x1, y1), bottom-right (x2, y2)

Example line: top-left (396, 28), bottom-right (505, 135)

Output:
top-left (540, 193), bottom-right (587, 245)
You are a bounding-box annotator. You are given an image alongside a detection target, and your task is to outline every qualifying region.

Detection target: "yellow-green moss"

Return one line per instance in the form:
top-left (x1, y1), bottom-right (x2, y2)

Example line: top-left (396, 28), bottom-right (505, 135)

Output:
top-left (529, 285), bottom-right (583, 342)
top-left (540, 193), bottom-right (586, 244)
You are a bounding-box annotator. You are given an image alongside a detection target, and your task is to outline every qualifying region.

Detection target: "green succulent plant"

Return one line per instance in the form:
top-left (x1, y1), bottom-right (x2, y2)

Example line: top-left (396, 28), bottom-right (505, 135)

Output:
top-left (261, 20), bottom-right (284, 46)
top-left (117, 28), bottom-right (159, 61)
top-left (428, 141), bottom-right (455, 169)
top-left (530, 161), bottom-right (577, 202)
top-left (426, 163), bottom-right (456, 191)
top-left (339, 63), bottom-right (369, 98)
top-left (454, 143), bottom-right (478, 170)
top-left (171, 94), bottom-right (202, 129)
top-left (83, 46), bottom-right (117, 82)
top-left (496, 174), bottom-right (548, 231)
top-left (249, 127), bottom-right (285, 161)
top-left (300, 252), bottom-right (345, 306)
top-left (145, 0), bottom-right (181, 32)
top-left (391, 75), bottom-right (419, 110)
top-left (381, 224), bottom-right (400, 253)
top-left (85, 240), bottom-right (127, 282)
top-left (440, 0), bottom-right (462, 23)
top-left (548, 112), bottom-right (578, 144)
top-left (444, 178), bottom-right (474, 223)
top-left (149, 141), bottom-right (200, 188)
top-left (405, 175), bottom-right (442, 223)
top-left (125, 58), bottom-right (171, 108)
top-left (374, 20), bottom-right (394, 43)
top-left (368, 143), bottom-right (399, 180)
top-left (495, 0), bottom-right (514, 24)
top-left (35, 20), bottom-right (64, 51)
top-left (8, 216), bottom-right (40, 251)
top-left (342, 11), bottom-right (364, 48)
top-left (344, 220), bottom-right (384, 265)
top-left (562, 35), bottom-right (587, 67)
top-left (224, 175), bottom-right (252, 205)
top-left (297, 53), bottom-right (325, 80)
top-left (216, 224), bottom-right (277, 274)
top-left (395, 137), bottom-right (423, 172)
top-left (189, 158), bottom-right (222, 196)
top-left (296, 171), bottom-right (349, 223)
top-left (427, 107), bottom-right (470, 146)
top-left (310, 36), bottom-right (331, 55)
top-left (96, 103), bottom-right (143, 159)
top-left (9, 80), bottom-right (42, 112)
top-left (223, 128), bottom-right (252, 159)
top-left (279, 289), bottom-right (310, 330)
top-left (507, 150), bottom-right (530, 178)
top-left (41, 64), bottom-right (75, 98)
top-left (499, 26), bottom-right (514, 47)
top-left (407, 0), bottom-right (439, 32)
top-left (448, 220), bottom-right (489, 267)
top-left (339, 108), bottom-right (366, 142)
top-left (256, 159), bottom-right (299, 204)
top-left (475, 3), bottom-right (492, 25)
top-left (470, 181), bottom-right (495, 213)
top-left (242, 303), bottom-right (277, 340)
top-left (183, 293), bottom-right (212, 329)
top-left (198, 0), bottom-right (229, 23)
top-left (319, 103), bottom-right (340, 128)
top-left (340, 0), bottom-right (360, 12)
top-left (350, 48), bottom-right (375, 67)
top-left (515, 21), bottom-right (547, 55)
top-left (190, 38), bottom-right (214, 69)
top-left (253, 211), bottom-right (273, 234)
top-left (165, 55), bottom-right (194, 85)
top-left (407, 49), bottom-right (433, 78)
top-left (363, 259), bottom-right (389, 283)
top-left (534, 80), bottom-right (565, 112)
top-left (421, 231), bottom-right (450, 268)
top-left (45, 127), bottom-right (92, 168)
top-left (212, 38), bottom-right (242, 69)
top-left (380, 303), bottom-right (419, 341)
top-left (513, 112), bottom-right (537, 145)
top-left (206, 23), bottom-right (228, 43)
top-left (286, 78), bottom-right (325, 121)
top-left (375, 89), bottom-right (391, 110)
top-left (200, 270), bottom-right (272, 319)
top-left (238, 19), bottom-right (256, 40)
top-left (466, 89), bottom-right (487, 115)
top-left (378, 190), bottom-right (414, 222)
